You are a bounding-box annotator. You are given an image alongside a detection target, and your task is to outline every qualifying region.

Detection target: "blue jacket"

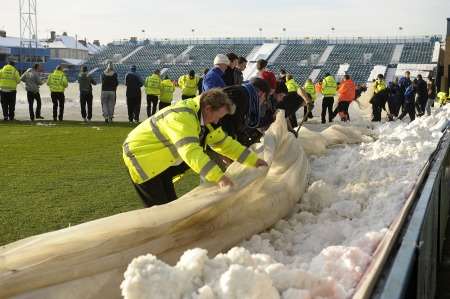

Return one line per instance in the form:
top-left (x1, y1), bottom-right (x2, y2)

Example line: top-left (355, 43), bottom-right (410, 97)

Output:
top-left (398, 77), bottom-right (411, 95)
top-left (202, 67), bottom-right (225, 92)
top-left (404, 85), bottom-right (416, 104)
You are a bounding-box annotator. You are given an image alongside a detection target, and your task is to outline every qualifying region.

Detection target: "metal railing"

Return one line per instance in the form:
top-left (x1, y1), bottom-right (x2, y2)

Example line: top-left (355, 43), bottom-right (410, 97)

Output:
top-left (109, 35), bottom-right (443, 46)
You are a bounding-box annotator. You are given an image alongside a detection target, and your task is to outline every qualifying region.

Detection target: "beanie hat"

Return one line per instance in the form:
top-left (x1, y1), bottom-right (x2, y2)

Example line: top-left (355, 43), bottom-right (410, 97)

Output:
top-left (214, 54), bottom-right (230, 66)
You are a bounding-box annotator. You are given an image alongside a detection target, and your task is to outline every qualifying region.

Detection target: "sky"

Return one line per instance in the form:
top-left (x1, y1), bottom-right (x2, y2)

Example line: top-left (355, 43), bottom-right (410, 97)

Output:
top-left (1, 0), bottom-right (449, 44)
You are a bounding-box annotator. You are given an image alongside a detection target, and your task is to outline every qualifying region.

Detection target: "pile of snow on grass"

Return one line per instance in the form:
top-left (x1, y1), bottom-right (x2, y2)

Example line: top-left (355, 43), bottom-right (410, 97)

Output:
top-left (121, 105), bottom-right (449, 299)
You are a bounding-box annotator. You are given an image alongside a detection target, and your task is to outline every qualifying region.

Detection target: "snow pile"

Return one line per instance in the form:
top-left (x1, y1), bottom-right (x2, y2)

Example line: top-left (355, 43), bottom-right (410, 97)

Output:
top-left (367, 65), bottom-right (387, 82)
top-left (121, 106), bottom-right (449, 299)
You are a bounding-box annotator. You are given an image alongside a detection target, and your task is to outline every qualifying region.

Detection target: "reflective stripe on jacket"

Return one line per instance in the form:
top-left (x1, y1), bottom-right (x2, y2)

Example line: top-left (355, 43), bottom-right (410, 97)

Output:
top-left (123, 96), bottom-right (258, 184)
top-left (47, 70), bottom-right (68, 93)
top-left (178, 75), bottom-right (199, 96)
top-left (144, 74), bottom-right (161, 95)
top-left (0, 64), bottom-right (21, 91)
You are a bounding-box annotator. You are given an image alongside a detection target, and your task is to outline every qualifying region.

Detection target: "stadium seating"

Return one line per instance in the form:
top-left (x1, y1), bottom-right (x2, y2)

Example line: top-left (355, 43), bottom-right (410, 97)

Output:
top-left (276, 44), bottom-right (327, 64)
top-left (84, 43), bottom-right (139, 68)
top-left (326, 44), bottom-right (395, 65)
top-left (187, 44), bottom-right (255, 63)
top-left (77, 39), bottom-right (438, 85)
top-left (399, 42), bottom-right (435, 63)
top-left (126, 44), bottom-right (187, 65)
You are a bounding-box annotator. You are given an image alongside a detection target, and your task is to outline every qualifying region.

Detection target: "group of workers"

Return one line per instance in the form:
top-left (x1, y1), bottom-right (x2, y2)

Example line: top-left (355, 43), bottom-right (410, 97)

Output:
top-left (0, 61), bottom-right (70, 122)
top-left (2, 56), bottom-right (450, 208)
top-left (122, 53), bottom-right (317, 207)
top-left (370, 71), bottom-right (447, 122)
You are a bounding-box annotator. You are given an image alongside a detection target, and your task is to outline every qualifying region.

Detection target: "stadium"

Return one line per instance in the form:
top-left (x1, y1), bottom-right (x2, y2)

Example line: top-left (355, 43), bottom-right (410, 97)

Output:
top-left (1, 1), bottom-right (450, 298)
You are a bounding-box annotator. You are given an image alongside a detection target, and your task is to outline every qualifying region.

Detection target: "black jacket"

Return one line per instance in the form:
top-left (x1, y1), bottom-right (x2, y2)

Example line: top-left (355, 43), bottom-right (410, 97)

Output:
top-left (220, 85), bottom-right (250, 140)
top-left (234, 69), bottom-right (244, 85)
top-left (125, 72), bottom-right (143, 97)
top-left (197, 77), bottom-right (204, 95)
top-left (416, 78), bottom-right (428, 99)
top-left (277, 92), bottom-right (303, 117)
top-left (101, 71), bottom-right (119, 92)
top-left (222, 67), bottom-right (237, 86)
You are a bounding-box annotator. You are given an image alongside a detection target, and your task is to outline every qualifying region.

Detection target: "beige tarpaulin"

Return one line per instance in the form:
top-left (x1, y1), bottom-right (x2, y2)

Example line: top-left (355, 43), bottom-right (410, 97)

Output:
top-left (0, 112), bottom-right (367, 299)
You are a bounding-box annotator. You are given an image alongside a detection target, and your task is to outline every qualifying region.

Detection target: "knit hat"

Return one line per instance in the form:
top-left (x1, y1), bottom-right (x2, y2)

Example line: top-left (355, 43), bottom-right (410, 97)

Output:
top-left (214, 54), bottom-right (230, 66)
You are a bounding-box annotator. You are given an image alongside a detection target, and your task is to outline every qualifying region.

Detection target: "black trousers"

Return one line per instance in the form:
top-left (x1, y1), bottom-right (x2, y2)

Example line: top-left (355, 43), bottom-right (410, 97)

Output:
top-left (126, 95), bottom-right (141, 122)
top-left (372, 103), bottom-right (382, 122)
top-left (181, 94), bottom-right (193, 100)
top-left (51, 92), bottom-right (65, 121)
top-left (146, 95), bottom-right (159, 116)
top-left (399, 102), bottom-right (415, 122)
top-left (321, 96), bottom-right (334, 123)
top-left (387, 99), bottom-right (400, 117)
top-left (159, 101), bottom-right (171, 110)
top-left (332, 101), bottom-right (350, 121)
top-left (416, 96), bottom-right (427, 115)
top-left (27, 91), bottom-right (42, 120)
top-left (80, 91), bottom-right (93, 120)
top-left (303, 106), bottom-right (313, 119)
top-left (134, 162), bottom-right (190, 207)
top-left (1, 91), bottom-right (17, 120)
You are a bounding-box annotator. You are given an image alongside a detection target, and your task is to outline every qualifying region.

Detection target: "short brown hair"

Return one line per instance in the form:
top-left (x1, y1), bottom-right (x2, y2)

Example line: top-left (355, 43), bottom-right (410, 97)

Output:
top-left (226, 53), bottom-right (238, 62)
top-left (200, 88), bottom-right (235, 114)
top-left (256, 59), bottom-right (268, 71)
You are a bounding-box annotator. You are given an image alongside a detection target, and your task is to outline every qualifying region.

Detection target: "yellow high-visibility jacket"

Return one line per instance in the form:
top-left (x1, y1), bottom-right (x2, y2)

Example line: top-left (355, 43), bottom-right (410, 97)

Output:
top-left (144, 74), bottom-right (161, 96)
top-left (303, 81), bottom-right (317, 101)
top-left (437, 92), bottom-right (448, 106)
top-left (0, 64), bottom-right (21, 91)
top-left (123, 96), bottom-right (259, 184)
top-left (285, 79), bottom-right (299, 93)
top-left (374, 79), bottom-right (387, 94)
top-left (47, 70), bottom-right (68, 93)
top-left (321, 75), bottom-right (337, 96)
top-left (160, 79), bottom-right (175, 103)
top-left (178, 75), bottom-right (199, 97)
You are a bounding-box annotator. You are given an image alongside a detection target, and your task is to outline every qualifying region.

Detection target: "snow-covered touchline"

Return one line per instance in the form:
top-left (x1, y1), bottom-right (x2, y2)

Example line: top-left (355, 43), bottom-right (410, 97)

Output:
top-left (120, 107), bottom-right (449, 299)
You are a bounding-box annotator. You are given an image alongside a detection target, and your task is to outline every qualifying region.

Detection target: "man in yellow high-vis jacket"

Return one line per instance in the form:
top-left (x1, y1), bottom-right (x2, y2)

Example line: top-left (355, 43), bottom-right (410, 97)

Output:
top-left (123, 88), bottom-right (268, 207)
top-left (159, 75), bottom-right (175, 110)
top-left (303, 78), bottom-right (316, 119)
top-left (178, 70), bottom-right (199, 100)
top-left (144, 69), bottom-right (161, 117)
top-left (320, 73), bottom-right (337, 123)
top-left (47, 65), bottom-right (68, 121)
top-left (0, 61), bottom-right (21, 121)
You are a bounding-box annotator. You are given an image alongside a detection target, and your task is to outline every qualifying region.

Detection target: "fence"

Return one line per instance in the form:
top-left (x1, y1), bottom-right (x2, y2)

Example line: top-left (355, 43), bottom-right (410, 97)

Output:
top-left (109, 35), bottom-right (443, 47)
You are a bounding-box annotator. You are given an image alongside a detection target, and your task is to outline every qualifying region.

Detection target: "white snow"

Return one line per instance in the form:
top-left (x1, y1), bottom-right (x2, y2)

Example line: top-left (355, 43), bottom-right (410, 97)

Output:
top-left (120, 102), bottom-right (449, 298)
top-left (395, 63), bottom-right (436, 79)
top-left (13, 83), bottom-right (183, 122)
top-left (367, 65), bottom-right (387, 82)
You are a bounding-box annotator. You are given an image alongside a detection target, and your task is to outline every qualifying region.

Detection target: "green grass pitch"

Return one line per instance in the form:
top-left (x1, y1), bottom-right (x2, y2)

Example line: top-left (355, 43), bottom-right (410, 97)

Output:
top-left (0, 121), bottom-right (199, 246)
